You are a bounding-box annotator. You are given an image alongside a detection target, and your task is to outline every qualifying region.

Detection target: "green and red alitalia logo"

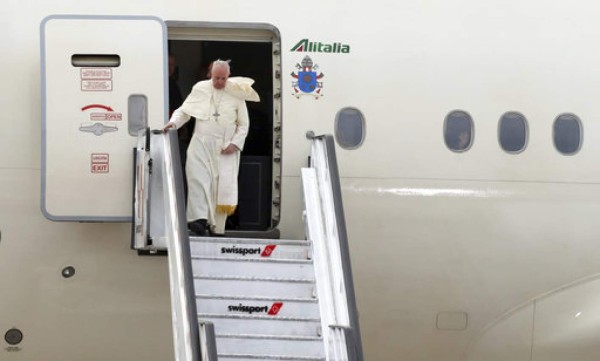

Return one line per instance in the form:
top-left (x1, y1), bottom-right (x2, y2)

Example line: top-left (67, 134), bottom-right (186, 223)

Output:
top-left (291, 39), bottom-right (350, 53)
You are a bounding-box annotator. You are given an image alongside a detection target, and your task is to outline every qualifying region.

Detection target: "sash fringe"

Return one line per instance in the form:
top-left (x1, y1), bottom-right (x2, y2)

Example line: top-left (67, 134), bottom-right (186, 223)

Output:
top-left (216, 205), bottom-right (237, 216)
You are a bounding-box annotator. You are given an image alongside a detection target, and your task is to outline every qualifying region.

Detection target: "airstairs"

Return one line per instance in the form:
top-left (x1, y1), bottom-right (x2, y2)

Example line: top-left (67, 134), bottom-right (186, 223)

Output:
top-left (132, 129), bottom-right (362, 361)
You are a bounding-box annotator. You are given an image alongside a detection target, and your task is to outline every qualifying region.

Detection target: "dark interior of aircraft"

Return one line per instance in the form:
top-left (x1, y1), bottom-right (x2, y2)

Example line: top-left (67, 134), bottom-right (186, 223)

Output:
top-left (169, 40), bottom-right (274, 233)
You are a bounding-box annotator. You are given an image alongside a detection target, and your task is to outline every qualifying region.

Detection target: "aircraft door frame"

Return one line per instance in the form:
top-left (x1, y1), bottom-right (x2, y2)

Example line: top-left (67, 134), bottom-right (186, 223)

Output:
top-left (167, 21), bottom-right (282, 234)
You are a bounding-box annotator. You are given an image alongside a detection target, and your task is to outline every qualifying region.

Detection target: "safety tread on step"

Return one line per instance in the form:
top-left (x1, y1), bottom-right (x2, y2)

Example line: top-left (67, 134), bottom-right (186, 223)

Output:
top-left (194, 274), bottom-right (315, 284)
top-left (190, 237), bottom-right (312, 247)
top-left (198, 313), bottom-right (320, 322)
top-left (196, 294), bottom-right (318, 303)
top-left (216, 353), bottom-right (325, 361)
top-left (191, 255), bottom-right (313, 265)
top-left (216, 333), bottom-right (322, 342)
top-left (215, 333), bottom-right (326, 358)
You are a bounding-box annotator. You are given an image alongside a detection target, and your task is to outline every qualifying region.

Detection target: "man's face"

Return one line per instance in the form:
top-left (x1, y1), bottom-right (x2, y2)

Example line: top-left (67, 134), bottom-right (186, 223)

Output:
top-left (211, 65), bottom-right (229, 90)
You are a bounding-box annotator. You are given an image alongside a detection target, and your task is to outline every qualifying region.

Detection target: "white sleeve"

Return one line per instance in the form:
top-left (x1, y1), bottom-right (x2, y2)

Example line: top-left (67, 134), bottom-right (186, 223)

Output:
top-left (168, 108), bottom-right (191, 129)
top-left (229, 100), bottom-right (249, 151)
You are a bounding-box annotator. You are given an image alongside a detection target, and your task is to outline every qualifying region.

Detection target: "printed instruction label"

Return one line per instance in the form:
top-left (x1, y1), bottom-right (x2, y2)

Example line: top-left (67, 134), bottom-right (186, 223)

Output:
top-left (90, 112), bottom-right (122, 121)
top-left (81, 68), bottom-right (112, 80)
top-left (82, 81), bottom-right (112, 92)
top-left (81, 68), bottom-right (113, 92)
top-left (81, 104), bottom-right (122, 120)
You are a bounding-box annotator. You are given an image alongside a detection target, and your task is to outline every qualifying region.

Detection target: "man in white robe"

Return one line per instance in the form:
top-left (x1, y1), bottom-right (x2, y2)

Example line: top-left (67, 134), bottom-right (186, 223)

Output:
top-left (163, 60), bottom-right (259, 235)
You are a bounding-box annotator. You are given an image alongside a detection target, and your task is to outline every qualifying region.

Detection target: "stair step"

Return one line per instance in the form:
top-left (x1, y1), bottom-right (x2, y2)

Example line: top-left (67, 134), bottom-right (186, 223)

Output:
top-left (191, 257), bottom-right (315, 279)
top-left (199, 313), bottom-right (321, 337)
top-left (214, 333), bottom-right (325, 359)
top-left (217, 333), bottom-right (322, 341)
top-left (190, 237), bottom-right (327, 356)
top-left (194, 276), bottom-right (316, 299)
top-left (196, 295), bottom-right (320, 318)
top-left (217, 354), bottom-right (325, 361)
top-left (190, 238), bottom-right (312, 261)
top-left (199, 313), bottom-right (320, 322)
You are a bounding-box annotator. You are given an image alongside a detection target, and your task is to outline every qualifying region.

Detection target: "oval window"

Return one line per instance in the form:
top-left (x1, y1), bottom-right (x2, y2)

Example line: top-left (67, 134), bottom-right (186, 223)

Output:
top-left (553, 114), bottom-right (582, 155)
top-left (334, 107), bottom-right (365, 149)
top-left (499, 112), bottom-right (528, 153)
top-left (444, 110), bottom-right (473, 152)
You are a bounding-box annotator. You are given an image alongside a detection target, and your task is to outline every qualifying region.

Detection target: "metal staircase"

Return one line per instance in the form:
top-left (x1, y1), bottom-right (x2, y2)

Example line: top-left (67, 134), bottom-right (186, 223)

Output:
top-left (133, 129), bottom-right (362, 361)
top-left (191, 237), bottom-right (324, 361)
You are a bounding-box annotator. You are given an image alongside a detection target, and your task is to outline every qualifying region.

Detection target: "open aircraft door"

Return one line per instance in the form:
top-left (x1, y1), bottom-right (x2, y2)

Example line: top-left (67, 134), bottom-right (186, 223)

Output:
top-left (41, 15), bottom-right (167, 221)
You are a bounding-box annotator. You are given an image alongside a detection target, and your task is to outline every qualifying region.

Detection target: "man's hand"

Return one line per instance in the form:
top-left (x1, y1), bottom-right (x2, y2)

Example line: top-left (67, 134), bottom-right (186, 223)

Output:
top-left (221, 144), bottom-right (239, 155)
top-left (162, 122), bottom-right (176, 133)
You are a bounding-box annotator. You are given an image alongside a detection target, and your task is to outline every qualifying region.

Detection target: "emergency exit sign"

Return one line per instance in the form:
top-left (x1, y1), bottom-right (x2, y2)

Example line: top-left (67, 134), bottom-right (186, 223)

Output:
top-left (91, 153), bottom-right (109, 173)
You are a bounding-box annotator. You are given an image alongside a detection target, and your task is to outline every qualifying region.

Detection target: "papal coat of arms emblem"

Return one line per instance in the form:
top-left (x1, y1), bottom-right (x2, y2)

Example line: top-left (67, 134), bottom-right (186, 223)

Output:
top-left (291, 56), bottom-right (324, 99)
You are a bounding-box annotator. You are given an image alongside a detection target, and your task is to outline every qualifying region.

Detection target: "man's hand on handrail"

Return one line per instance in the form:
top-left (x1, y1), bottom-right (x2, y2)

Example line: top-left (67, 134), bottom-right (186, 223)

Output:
top-left (162, 122), bottom-right (176, 133)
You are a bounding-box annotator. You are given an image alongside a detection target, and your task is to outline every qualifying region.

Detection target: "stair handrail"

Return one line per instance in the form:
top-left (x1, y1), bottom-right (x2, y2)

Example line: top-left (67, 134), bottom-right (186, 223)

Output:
top-left (332, 325), bottom-right (360, 361)
top-left (162, 129), bottom-right (202, 361)
top-left (329, 325), bottom-right (359, 361)
top-left (304, 133), bottom-right (364, 361)
top-left (198, 321), bottom-right (218, 361)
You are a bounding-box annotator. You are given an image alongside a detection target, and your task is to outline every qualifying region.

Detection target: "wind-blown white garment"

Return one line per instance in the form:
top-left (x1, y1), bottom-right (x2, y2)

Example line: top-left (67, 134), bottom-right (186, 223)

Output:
top-left (169, 77), bottom-right (259, 233)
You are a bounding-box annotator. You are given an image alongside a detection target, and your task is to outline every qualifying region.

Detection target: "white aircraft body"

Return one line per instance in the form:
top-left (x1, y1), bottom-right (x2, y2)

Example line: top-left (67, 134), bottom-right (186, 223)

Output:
top-left (3, 0), bottom-right (600, 360)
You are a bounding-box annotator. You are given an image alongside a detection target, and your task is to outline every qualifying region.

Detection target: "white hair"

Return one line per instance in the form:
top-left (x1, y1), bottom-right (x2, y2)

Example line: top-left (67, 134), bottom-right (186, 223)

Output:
top-left (211, 59), bottom-right (231, 76)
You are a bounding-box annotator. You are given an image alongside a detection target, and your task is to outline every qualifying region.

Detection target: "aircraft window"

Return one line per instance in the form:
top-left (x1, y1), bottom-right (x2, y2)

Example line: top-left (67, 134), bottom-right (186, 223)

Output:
top-left (335, 107), bottom-right (365, 149)
top-left (127, 95), bottom-right (148, 136)
top-left (498, 112), bottom-right (528, 153)
top-left (553, 114), bottom-right (582, 155)
top-left (444, 110), bottom-right (473, 152)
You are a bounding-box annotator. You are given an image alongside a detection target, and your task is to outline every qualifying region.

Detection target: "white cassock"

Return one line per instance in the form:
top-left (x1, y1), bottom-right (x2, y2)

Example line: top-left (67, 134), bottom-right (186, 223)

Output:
top-left (168, 77), bottom-right (260, 234)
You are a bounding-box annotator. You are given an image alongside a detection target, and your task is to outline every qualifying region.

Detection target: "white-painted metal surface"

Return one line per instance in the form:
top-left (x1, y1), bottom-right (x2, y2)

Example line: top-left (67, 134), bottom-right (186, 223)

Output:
top-left (159, 131), bottom-right (198, 361)
top-left (301, 138), bottom-right (355, 361)
top-left (189, 236), bottom-right (327, 360)
top-left (5, 2), bottom-right (600, 361)
top-left (40, 15), bottom-right (167, 220)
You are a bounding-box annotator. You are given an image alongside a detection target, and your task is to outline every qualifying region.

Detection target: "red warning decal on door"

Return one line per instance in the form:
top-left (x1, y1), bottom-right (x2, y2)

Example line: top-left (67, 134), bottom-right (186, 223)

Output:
top-left (81, 81), bottom-right (112, 92)
top-left (82, 104), bottom-right (122, 121)
top-left (81, 68), bottom-right (113, 92)
top-left (81, 68), bottom-right (112, 80)
top-left (91, 153), bottom-right (109, 173)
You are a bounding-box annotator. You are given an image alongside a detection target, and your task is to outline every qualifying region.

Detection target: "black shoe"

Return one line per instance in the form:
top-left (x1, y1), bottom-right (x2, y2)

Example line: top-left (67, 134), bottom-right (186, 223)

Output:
top-left (189, 219), bottom-right (207, 236)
